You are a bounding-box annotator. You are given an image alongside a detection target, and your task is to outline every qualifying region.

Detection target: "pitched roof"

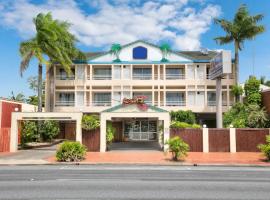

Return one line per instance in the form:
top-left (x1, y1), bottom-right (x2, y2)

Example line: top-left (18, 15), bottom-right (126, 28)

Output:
top-left (102, 104), bottom-right (168, 113)
top-left (84, 40), bottom-right (222, 61)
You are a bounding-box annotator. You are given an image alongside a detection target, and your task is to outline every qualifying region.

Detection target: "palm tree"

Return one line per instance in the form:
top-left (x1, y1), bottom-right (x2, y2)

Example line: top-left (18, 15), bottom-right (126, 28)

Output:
top-left (9, 91), bottom-right (26, 102)
top-left (159, 43), bottom-right (171, 62)
top-left (214, 4), bottom-right (265, 94)
top-left (260, 76), bottom-right (266, 85)
top-left (19, 13), bottom-right (85, 112)
top-left (110, 43), bottom-right (122, 62)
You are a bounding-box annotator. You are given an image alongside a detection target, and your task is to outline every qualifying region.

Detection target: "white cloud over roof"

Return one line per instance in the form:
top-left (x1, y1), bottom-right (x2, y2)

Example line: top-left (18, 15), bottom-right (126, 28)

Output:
top-left (0, 0), bottom-right (221, 50)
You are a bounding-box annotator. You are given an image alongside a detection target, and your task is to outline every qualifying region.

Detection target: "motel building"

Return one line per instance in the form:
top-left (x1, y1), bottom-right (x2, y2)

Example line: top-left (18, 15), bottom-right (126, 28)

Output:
top-left (9, 40), bottom-right (235, 153)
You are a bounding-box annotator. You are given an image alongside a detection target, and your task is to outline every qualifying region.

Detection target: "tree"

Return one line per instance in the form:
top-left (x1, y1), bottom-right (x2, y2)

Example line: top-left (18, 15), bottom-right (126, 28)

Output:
top-left (159, 43), bottom-right (171, 62)
top-left (260, 76), bottom-right (266, 85)
top-left (26, 76), bottom-right (45, 106)
top-left (214, 4), bottom-right (265, 101)
top-left (19, 12), bottom-right (85, 112)
top-left (110, 43), bottom-right (122, 62)
top-left (244, 76), bottom-right (261, 105)
top-left (8, 91), bottom-right (26, 102)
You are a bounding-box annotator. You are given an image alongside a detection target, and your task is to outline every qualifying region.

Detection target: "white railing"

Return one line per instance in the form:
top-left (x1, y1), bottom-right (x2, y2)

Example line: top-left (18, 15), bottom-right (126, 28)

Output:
top-left (92, 75), bottom-right (112, 80)
top-left (55, 101), bottom-right (75, 107)
top-left (55, 75), bottom-right (75, 80)
top-left (166, 101), bottom-right (186, 106)
top-left (132, 74), bottom-right (152, 80)
top-left (165, 74), bottom-right (185, 80)
top-left (207, 100), bottom-right (216, 106)
top-left (92, 101), bottom-right (111, 106)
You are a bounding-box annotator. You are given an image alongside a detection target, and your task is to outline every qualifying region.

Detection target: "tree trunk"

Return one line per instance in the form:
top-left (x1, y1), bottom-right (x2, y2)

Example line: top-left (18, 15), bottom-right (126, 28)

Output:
top-left (38, 63), bottom-right (43, 112)
top-left (234, 42), bottom-right (240, 102)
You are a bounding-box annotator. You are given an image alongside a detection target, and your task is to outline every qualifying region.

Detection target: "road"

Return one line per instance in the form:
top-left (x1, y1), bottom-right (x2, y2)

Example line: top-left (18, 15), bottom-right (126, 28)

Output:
top-left (0, 165), bottom-right (270, 200)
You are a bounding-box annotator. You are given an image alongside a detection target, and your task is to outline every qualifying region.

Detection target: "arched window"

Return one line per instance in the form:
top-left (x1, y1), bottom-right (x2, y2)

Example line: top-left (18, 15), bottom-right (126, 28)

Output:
top-left (133, 46), bottom-right (147, 59)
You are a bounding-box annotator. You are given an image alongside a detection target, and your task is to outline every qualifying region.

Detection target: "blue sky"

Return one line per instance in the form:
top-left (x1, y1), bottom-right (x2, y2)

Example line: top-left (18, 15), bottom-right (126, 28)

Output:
top-left (0, 0), bottom-right (269, 98)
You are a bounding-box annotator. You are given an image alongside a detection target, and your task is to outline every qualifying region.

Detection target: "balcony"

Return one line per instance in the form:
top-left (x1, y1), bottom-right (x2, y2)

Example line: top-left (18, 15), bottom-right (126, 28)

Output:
top-left (92, 101), bottom-right (111, 106)
top-left (92, 75), bottom-right (112, 80)
top-left (55, 75), bottom-right (75, 80)
top-left (166, 101), bottom-right (186, 106)
top-left (55, 101), bottom-right (75, 107)
top-left (165, 74), bottom-right (185, 80)
top-left (132, 74), bottom-right (152, 80)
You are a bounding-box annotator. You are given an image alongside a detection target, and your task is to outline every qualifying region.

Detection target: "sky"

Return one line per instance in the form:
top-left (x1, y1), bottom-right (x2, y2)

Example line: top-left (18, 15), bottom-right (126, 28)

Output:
top-left (0, 0), bottom-right (269, 98)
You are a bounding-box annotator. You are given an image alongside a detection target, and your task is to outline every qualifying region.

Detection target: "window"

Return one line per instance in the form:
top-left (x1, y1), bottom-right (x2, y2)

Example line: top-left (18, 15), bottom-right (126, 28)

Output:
top-left (207, 92), bottom-right (216, 106)
top-left (133, 46), bottom-right (147, 59)
top-left (133, 68), bottom-right (152, 80)
top-left (59, 68), bottom-right (75, 80)
top-left (93, 68), bottom-right (111, 80)
top-left (166, 92), bottom-right (185, 106)
top-left (166, 68), bottom-right (184, 79)
top-left (56, 93), bottom-right (75, 106)
top-left (93, 93), bottom-right (111, 106)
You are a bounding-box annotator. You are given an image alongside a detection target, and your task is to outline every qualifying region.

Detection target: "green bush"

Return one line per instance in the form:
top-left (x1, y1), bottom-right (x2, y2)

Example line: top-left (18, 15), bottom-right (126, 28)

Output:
top-left (223, 103), bottom-right (248, 128)
top-left (106, 122), bottom-right (115, 145)
top-left (170, 121), bottom-right (201, 128)
top-left (232, 84), bottom-right (244, 97)
top-left (81, 115), bottom-right (100, 130)
top-left (40, 121), bottom-right (60, 142)
top-left (246, 104), bottom-right (268, 128)
top-left (56, 141), bottom-right (87, 162)
top-left (258, 135), bottom-right (270, 161)
top-left (21, 121), bottom-right (38, 146)
top-left (244, 76), bottom-right (261, 105)
top-left (166, 136), bottom-right (189, 161)
top-left (170, 110), bottom-right (196, 124)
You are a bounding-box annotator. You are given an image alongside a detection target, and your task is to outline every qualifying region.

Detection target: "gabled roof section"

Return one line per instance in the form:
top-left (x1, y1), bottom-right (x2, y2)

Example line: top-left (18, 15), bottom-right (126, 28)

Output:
top-left (179, 51), bottom-right (218, 61)
top-left (102, 104), bottom-right (168, 113)
top-left (87, 40), bottom-right (194, 61)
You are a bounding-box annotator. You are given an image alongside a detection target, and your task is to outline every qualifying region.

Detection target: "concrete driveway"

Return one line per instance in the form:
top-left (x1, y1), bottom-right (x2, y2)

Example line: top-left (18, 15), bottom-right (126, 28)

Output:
top-left (0, 144), bottom-right (59, 165)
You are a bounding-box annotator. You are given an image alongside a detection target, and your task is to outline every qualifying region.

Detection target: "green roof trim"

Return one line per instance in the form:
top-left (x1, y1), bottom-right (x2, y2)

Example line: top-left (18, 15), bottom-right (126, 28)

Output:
top-left (101, 104), bottom-right (168, 113)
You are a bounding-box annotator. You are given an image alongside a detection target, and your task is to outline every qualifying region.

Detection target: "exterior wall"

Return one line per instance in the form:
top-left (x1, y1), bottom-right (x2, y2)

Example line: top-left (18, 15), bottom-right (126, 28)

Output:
top-left (0, 128), bottom-right (10, 152)
top-left (0, 101), bottom-right (22, 128)
top-left (49, 63), bottom-right (235, 116)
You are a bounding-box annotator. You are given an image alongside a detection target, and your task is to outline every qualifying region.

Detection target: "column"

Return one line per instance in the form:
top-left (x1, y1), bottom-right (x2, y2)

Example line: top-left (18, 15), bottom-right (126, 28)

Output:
top-left (76, 118), bottom-right (82, 143)
top-left (89, 64), bottom-right (92, 80)
top-left (10, 113), bottom-right (19, 152)
top-left (230, 128), bottom-right (236, 153)
top-left (203, 128), bottom-right (209, 153)
top-left (162, 116), bottom-right (170, 152)
top-left (100, 115), bottom-right (107, 152)
top-left (152, 64), bottom-right (154, 80)
top-left (216, 78), bottom-right (223, 128)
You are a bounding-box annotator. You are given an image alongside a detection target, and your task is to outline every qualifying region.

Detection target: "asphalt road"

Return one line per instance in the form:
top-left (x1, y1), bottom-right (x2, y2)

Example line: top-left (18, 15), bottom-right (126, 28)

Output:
top-left (0, 165), bottom-right (270, 200)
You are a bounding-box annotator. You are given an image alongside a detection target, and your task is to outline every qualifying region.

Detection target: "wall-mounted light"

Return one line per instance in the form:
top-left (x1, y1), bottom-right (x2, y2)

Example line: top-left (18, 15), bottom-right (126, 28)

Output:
top-left (229, 124), bottom-right (233, 128)
top-left (14, 107), bottom-right (19, 112)
top-left (203, 124), bottom-right (207, 128)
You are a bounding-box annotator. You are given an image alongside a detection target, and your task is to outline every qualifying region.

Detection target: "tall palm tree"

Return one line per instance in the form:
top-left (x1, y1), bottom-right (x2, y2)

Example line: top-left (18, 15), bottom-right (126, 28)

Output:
top-left (159, 43), bottom-right (171, 62)
top-left (110, 43), bottom-right (122, 62)
top-left (19, 13), bottom-right (85, 112)
top-left (214, 4), bottom-right (265, 93)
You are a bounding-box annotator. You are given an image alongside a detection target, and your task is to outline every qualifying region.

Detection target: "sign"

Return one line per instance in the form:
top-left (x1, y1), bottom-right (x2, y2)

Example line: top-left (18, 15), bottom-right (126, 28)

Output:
top-left (133, 46), bottom-right (147, 59)
top-left (122, 96), bottom-right (148, 111)
top-left (209, 50), bottom-right (232, 80)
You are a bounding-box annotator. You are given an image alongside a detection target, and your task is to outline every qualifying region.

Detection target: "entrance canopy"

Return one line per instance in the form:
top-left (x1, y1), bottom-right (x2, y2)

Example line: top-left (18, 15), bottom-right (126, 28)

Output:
top-left (100, 104), bottom-right (170, 152)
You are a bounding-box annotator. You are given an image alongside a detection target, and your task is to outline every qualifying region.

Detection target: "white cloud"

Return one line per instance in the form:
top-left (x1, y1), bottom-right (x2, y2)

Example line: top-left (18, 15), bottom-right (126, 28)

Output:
top-left (0, 0), bottom-right (221, 50)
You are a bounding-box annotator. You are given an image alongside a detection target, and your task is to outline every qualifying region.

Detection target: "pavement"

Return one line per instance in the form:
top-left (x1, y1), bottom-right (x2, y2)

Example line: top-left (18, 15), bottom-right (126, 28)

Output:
top-left (0, 165), bottom-right (270, 199)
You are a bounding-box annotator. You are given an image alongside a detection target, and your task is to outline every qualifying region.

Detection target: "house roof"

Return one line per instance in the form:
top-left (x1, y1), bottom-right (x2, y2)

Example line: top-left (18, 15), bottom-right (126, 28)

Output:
top-left (84, 40), bottom-right (221, 62)
top-left (102, 103), bottom-right (168, 113)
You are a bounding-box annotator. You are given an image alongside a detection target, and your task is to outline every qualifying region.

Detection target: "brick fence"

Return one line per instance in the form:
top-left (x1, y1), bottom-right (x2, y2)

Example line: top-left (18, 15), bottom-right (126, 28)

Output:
top-left (0, 128), bottom-right (10, 152)
top-left (170, 128), bottom-right (270, 152)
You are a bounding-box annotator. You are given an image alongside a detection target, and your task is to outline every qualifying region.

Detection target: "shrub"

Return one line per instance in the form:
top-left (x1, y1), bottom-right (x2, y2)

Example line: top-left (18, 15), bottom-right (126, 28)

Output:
top-left (258, 135), bottom-right (270, 161)
top-left (21, 121), bottom-right (38, 146)
top-left (231, 84), bottom-right (244, 97)
top-left (81, 115), bottom-right (100, 130)
top-left (166, 136), bottom-right (189, 161)
top-left (244, 76), bottom-right (261, 105)
top-left (56, 141), bottom-right (87, 162)
top-left (170, 110), bottom-right (196, 124)
top-left (106, 122), bottom-right (115, 145)
top-left (39, 120), bottom-right (60, 142)
top-left (223, 103), bottom-right (247, 128)
top-left (170, 121), bottom-right (201, 128)
top-left (246, 104), bottom-right (268, 128)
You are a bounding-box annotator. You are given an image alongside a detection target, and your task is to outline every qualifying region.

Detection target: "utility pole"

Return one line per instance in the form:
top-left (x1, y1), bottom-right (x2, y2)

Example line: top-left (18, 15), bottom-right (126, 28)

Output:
top-left (216, 77), bottom-right (222, 128)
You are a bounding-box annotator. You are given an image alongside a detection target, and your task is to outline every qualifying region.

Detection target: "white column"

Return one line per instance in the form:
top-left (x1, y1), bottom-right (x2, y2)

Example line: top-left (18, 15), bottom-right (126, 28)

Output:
top-left (216, 78), bottom-right (223, 128)
top-left (10, 113), bottom-right (19, 152)
top-left (229, 128), bottom-right (236, 153)
top-left (163, 116), bottom-right (170, 152)
top-left (203, 128), bottom-right (209, 153)
top-left (89, 65), bottom-right (92, 80)
top-left (76, 117), bottom-right (82, 143)
top-left (100, 114), bottom-right (107, 152)
top-left (152, 64), bottom-right (154, 80)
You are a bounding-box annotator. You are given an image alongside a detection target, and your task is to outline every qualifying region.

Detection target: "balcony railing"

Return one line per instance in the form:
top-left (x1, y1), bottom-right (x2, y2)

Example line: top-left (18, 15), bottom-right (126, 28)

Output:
top-left (55, 101), bottom-right (75, 107)
top-left (132, 74), bottom-right (152, 80)
top-left (92, 101), bottom-right (111, 106)
top-left (166, 101), bottom-right (186, 106)
top-left (92, 75), bottom-right (112, 80)
top-left (207, 101), bottom-right (230, 106)
top-left (165, 74), bottom-right (185, 80)
top-left (55, 75), bottom-right (75, 80)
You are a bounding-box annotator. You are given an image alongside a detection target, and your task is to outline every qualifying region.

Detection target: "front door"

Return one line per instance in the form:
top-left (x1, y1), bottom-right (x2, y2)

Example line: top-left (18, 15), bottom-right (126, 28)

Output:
top-left (124, 120), bottom-right (157, 141)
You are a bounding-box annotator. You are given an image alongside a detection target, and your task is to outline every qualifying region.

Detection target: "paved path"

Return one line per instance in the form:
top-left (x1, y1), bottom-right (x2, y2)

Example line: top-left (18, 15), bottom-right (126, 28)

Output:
top-left (0, 145), bottom-right (58, 165)
top-left (0, 165), bottom-right (270, 199)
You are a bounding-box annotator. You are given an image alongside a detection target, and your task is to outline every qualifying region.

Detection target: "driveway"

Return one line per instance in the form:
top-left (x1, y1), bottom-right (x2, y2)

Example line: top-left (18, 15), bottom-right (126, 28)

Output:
top-left (0, 144), bottom-right (58, 165)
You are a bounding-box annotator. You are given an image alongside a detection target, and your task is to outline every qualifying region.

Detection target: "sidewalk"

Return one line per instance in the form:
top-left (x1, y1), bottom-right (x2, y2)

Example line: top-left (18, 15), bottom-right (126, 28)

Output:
top-left (47, 151), bottom-right (270, 166)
